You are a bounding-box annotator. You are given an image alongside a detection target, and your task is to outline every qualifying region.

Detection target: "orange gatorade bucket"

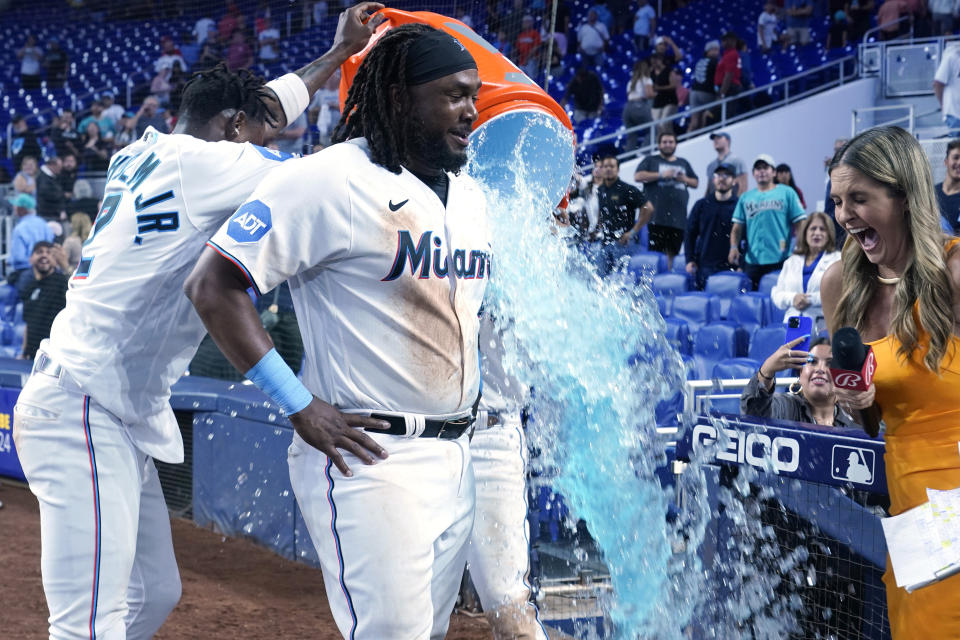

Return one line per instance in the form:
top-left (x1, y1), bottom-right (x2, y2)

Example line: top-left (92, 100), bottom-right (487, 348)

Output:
top-left (339, 8), bottom-right (576, 208)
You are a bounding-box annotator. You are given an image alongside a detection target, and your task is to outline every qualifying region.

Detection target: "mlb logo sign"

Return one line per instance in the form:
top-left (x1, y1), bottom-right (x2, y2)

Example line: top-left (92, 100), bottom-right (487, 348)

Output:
top-left (228, 200), bottom-right (272, 243)
top-left (831, 445), bottom-right (875, 485)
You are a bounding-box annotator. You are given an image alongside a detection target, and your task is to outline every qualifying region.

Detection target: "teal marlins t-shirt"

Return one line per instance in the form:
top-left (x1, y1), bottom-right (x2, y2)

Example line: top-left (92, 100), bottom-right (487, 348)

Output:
top-left (732, 184), bottom-right (806, 265)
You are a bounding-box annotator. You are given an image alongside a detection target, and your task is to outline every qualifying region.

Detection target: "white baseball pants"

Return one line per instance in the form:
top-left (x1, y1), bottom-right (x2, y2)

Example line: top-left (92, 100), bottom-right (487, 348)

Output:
top-left (288, 430), bottom-right (475, 640)
top-left (13, 368), bottom-right (181, 640)
top-left (467, 420), bottom-right (549, 640)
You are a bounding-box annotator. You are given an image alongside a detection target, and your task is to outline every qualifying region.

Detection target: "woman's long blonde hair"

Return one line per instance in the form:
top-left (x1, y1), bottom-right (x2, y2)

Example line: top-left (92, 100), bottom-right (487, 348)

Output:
top-left (829, 126), bottom-right (953, 373)
top-left (70, 212), bottom-right (93, 242)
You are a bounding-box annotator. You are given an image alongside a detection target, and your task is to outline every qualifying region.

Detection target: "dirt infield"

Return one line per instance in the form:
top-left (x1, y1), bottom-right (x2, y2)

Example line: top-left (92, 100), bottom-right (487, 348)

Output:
top-left (0, 482), bottom-right (490, 639)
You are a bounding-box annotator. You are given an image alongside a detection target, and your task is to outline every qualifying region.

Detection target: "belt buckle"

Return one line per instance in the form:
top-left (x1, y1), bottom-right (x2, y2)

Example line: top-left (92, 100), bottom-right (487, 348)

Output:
top-left (436, 417), bottom-right (468, 439)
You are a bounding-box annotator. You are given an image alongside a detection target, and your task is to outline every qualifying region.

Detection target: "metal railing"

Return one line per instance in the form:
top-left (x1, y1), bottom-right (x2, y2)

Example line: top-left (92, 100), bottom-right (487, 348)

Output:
top-left (861, 15), bottom-right (914, 49)
top-left (851, 104), bottom-right (916, 136)
top-left (579, 55), bottom-right (857, 164)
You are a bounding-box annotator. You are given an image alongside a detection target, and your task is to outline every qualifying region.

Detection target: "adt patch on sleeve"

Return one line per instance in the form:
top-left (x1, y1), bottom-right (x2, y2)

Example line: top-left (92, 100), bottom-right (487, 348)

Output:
top-left (228, 200), bottom-right (272, 243)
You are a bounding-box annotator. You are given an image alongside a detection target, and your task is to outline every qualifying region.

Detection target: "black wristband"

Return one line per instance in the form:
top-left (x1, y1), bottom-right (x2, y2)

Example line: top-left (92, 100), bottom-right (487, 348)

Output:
top-left (757, 369), bottom-right (773, 381)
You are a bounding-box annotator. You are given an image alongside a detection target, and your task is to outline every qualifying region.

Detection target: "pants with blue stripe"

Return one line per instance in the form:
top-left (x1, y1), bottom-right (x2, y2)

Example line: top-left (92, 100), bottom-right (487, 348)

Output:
top-left (288, 430), bottom-right (474, 640)
top-left (467, 419), bottom-right (549, 640)
top-left (13, 371), bottom-right (181, 640)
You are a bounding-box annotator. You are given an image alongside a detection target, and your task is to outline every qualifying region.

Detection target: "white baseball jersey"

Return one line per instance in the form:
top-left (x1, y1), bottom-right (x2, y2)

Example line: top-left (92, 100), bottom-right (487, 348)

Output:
top-left (45, 127), bottom-right (295, 463)
top-left (208, 138), bottom-right (491, 416)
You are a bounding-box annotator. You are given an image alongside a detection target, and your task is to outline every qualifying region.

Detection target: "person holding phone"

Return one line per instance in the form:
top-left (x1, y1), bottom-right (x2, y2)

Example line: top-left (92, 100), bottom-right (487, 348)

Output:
top-left (821, 126), bottom-right (960, 638)
top-left (770, 212), bottom-right (841, 328)
top-left (741, 336), bottom-right (859, 428)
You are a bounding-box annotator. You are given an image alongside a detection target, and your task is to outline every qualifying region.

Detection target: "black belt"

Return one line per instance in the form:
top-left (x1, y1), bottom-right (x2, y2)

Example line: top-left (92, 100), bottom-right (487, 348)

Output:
top-left (367, 413), bottom-right (474, 439)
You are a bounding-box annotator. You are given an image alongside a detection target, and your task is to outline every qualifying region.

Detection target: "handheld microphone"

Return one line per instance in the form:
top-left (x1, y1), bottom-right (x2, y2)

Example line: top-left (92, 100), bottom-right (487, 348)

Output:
top-left (831, 327), bottom-right (883, 437)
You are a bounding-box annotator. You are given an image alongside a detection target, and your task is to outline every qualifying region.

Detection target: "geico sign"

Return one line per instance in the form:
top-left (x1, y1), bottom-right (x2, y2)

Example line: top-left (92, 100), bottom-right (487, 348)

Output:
top-left (692, 424), bottom-right (800, 473)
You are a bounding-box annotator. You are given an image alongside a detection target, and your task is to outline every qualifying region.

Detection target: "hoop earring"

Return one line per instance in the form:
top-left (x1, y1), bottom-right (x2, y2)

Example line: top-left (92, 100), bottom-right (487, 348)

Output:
top-left (788, 381), bottom-right (802, 395)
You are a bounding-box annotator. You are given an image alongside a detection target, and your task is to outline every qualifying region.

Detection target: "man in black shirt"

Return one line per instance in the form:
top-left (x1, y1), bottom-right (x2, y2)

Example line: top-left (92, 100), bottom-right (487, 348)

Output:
top-left (19, 241), bottom-right (69, 360)
top-left (563, 65), bottom-right (604, 124)
top-left (36, 156), bottom-right (67, 221)
top-left (10, 115), bottom-right (42, 172)
top-left (685, 162), bottom-right (739, 290)
top-left (688, 40), bottom-right (719, 132)
top-left (591, 153), bottom-right (654, 276)
top-left (935, 139), bottom-right (960, 234)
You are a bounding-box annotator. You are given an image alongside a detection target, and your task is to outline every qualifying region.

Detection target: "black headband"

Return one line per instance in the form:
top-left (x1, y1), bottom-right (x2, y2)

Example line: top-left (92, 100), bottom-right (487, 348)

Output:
top-left (405, 30), bottom-right (478, 86)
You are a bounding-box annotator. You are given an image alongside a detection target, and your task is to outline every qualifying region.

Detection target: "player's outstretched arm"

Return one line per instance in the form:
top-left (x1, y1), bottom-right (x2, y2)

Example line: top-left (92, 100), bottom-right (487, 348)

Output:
top-left (262, 2), bottom-right (385, 134)
top-left (184, 248), bottom-right (390, 476)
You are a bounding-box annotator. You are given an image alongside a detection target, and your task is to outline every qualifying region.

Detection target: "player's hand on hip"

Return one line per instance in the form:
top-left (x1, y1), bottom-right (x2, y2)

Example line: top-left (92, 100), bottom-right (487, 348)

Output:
top-left (333, 3), bottom-right (387, 57)
top-left (289, 398), bottom-right (390, 476)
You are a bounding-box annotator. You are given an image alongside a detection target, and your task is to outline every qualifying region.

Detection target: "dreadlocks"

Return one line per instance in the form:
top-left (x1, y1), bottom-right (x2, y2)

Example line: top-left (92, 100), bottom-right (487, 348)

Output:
top-left (180, 62), bottom-right (280, 128)
top-left (332, 23), bottom-right (434, 174)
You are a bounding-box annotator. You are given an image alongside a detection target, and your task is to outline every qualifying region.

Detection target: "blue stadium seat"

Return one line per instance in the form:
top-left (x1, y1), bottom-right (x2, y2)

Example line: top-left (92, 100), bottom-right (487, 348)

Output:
top-left (651, 273), bottom-right (690, 298)
top-left (627, 251), bottom-right (668, 283)
top-left (704, 272), bottom-right (752, 317)
top-left (671, 293), bottom-right (718, 333)
top-left (729, 292), bottom-right (769, 334)
top-left (694, 322), bottom-right (749, 380)
top-left (758, 271), bottom-right (781, 296)
top-left (664, 317), bottom-right (692, 355)
top-left (748, 325), bottom-right (789, 375)
top-left (655, 294), bottom-right (670, 317)
top-left (712, 357), bottom-right (763, 379)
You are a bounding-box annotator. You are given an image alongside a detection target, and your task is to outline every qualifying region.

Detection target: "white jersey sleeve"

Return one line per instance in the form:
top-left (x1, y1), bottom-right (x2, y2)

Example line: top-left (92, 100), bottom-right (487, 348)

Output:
top-left (176, 137), bottom-right (296, 233)
top-left (208, 152), bottom-right (352, 295)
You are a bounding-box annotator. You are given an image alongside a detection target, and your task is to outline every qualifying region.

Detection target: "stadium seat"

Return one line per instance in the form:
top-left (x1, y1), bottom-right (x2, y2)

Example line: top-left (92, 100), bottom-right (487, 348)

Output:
top-left (671, 293), bottom-right (718, 333)
top-left (729, 292), bottom-right (769, 334)
top-left (693, 322), bottom-right (749, 380)
top-left (748, 325), bottom-right (789, 375)
top-left (704, 272), bottom-right (752, 317)
top-left (712, 357), bottom-right (763, 379)
top-left (627, 251), bottom-right (668, 280)
top-left (664, 317), bottom-right (692, 355)
top-left (651, 272), bottom-right (690, 298)
top-left (758, 271), bottom-right (781, 296)
top-left (655, 294), bottom-right (670, 317)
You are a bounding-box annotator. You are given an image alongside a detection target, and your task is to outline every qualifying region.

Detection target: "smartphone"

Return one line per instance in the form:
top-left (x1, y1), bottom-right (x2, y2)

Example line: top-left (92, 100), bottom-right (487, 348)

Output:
top-left (785, 315), bottom-right (813, 352)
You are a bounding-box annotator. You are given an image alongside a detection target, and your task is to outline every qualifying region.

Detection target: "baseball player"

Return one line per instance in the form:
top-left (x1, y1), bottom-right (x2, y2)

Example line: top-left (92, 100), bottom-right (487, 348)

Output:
top-left (470, 312), bottom-right (550, 640)
top-left (184, 24), bottom-right (488, 639)
top-left (11, 6), bottom-right (383, 638)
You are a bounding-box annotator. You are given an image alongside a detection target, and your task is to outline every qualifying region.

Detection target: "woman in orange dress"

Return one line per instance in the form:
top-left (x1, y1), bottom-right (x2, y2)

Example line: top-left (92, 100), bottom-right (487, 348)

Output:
top-left (821, 125), bottom-right (960, 638)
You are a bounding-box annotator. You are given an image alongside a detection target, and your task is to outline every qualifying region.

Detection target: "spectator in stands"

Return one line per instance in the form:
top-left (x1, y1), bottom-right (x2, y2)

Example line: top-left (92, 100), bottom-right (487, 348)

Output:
top-left (272, 112), bottom-right (308, 155)
top-left (715, 32), bottom-right (743, 108)
top-left (17, 34), bottom-right (43, 90)
top-left (81, 122), bottom-right (111, 172)
top-left (226, 30), bottom-right (254, 71)
top-left (650, 53), bottom-right (681, 133)
top-left (13, 155), bottom-right (38, 197)
top-left (218, 2), bottom-right (244, 43)
top-left (491, 29), bottom-right (512, 59)
top-left (783, 0), bottom-right (814, 48)
top-left (622, 60), bottom-right (654, 151)
top-left (634, 131), bottom-right (699, 269)
top-left (563, 65), bottom-right (605, 123)
top-left (823, 137), bottom-right (849, 245)
top-left (151, 64), bottom-right (175, 107)
top-left (685, 162), bottom-right (739, 290)
top-left (62, 212), bottom-right (92, 274)
top-left (113, 112), bottom-right (138, 151)
top-left (775, 163), bottom-right (806, 208)
top-left (309, 70), bottom-right (341, 147)
top-left (6, 194), bottom-right (54, 281)
top-left (514, 15), bottom-right (542, 78)
top-left (567, 166), bottom-right (603, 242)
top-left (934, 43), bottom-right (960, 132)
top-left (19, 241), bottom-right (69, 361)
top-left (877, 0), bottom-right (907, 40)
top-left (542, 32), bottom-right (567, 77)
top-left (633, 0), bottom-right (657, 51)
top-left (10, 115), bottom-right (42, 172)
top-left (78, 101), bottom-right (116, 140)
top-left (43, 39), bottom-right (69, 88)
top-left (51, 110), bottom-right (81, 158)
top-left (930, 0), bottom-right (956, 35)
top-left (99, 92), bottom-right (125, 129)
top-left (155, 35), bottom-right (186, 74)
top-left (757, 3), bottom-right (781, 53)
top-left (742, 336), bottom-right (860, 428)
top-left (653, 34), bottom-right (683, 63)
top-left (729, 154), bottom-right (807, 288)
top-left (935, 139), bottom-right (960, 233)
top-left (577, 9), bottom-right (610, 67)
top-left (36, 156), bottom-right (67, 222)
top-left (589, 0), bottom-right (615, 33)
top-left (706, 132), bottom-right (748, 196)
top-left (770, 212), bottom-right (841, 328)
top-left (59, 153), bottom-right (77, 198)
top-left (193, 16), bottom-right (216, 45)
top-left (737, 36), bottom-right (756, 93)
top-left (844, 0), bottom-right (874, 42)
top-left (69, 179), bottom-right (99, 218)
top-left (194, 41), bottom-right (223, 72)
top-left (591, 154), bottom-right (653, 275)
top-left (688, 40), bottom-right (720, 132)
top-left (258, 16), bottom-right (281, 62)
top-left (501, 0), bottom-right (528, 45)
top-left (132, 95), bottom-right (171, 137)
top-left (826, 1), bottom-right (849, 49)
